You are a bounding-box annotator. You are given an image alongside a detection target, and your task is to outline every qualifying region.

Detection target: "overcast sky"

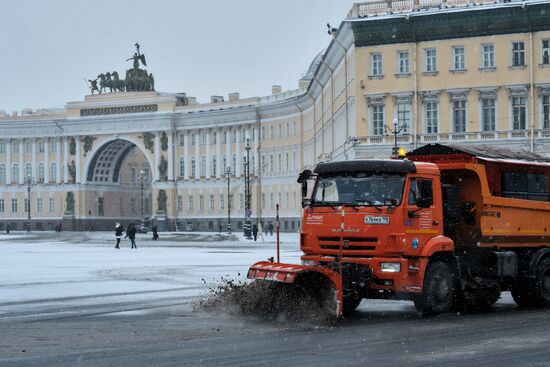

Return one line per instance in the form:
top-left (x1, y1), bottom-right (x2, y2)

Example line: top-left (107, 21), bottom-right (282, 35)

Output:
top-left (0, 0), bottom-right (355, 114)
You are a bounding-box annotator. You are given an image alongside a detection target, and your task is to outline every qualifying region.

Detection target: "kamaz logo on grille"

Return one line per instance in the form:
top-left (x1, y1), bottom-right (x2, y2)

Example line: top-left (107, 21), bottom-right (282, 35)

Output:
top-left (365, 216), bottom-right (390, 225)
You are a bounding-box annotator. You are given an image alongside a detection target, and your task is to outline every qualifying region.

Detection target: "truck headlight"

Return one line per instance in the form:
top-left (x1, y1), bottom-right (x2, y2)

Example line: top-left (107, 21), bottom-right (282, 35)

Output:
top-left (380, 262), bottom-right (401, 273)
top-left (301, 260), bottom-right (319, 266)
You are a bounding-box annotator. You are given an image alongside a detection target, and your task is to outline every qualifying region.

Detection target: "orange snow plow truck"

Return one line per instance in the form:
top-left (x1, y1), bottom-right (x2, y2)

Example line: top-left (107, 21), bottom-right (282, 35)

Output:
top-left (248, 143), bottom-right (550, 317)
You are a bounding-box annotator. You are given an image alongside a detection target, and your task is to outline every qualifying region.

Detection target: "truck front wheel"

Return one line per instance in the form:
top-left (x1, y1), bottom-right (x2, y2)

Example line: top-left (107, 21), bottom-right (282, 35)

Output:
top-left (534, 258), bottom-right (550, 307)
top-left (414, 261), bottom-right (456, 315)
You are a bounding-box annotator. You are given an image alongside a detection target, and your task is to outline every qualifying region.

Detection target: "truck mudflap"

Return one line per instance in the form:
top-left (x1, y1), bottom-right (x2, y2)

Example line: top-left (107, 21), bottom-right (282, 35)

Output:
top-left (247, 261), bottom-right (344, 317)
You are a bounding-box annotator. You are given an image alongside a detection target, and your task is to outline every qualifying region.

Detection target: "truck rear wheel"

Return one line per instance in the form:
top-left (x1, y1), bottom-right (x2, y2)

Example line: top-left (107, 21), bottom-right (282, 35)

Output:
top-left (414, 261), bottom-right (456, 315)
top-left (511, 281), bottom-right (535, 307)
top-left (534, 258), bottom-right (550, 307)
top-left (342, 295), bottom-right (362, 315)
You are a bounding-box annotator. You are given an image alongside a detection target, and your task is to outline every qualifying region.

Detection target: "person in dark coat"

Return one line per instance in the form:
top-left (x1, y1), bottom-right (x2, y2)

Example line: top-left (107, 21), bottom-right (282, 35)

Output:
top-left (114, 223), bottom-right (123, 249)
top-left (268, 222), bottom-right (274, 236)
top-left (152, 225), bottom-right (159, 240)
top-left (252, 224), bottom-right (258, 241)
top-left (6, 224), bottom-right (10, 234)
top-left (125, 223), bottom-right (137, 249)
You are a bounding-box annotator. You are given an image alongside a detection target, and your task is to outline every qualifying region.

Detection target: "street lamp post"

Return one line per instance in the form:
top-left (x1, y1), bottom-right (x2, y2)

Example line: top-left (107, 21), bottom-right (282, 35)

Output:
top-left (26, 174), bottom-right (32, 232)
top-left (225, 166), bottom-right (231, 234)
top-left (139, 170), bottom-right (144, 218)
top-left (384, 118), bottom-right (408, 158)
top-left (243, 134), bottom-right (252, 239)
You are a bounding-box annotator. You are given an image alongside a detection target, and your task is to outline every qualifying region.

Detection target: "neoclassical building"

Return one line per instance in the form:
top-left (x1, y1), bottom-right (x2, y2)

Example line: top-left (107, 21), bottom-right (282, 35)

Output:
top-left (0, 0), bottom-right (549, 231)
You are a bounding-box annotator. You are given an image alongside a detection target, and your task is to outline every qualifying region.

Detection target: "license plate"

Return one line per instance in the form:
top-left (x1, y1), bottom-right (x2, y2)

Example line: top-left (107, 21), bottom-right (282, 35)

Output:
top-left (365, 216), bottom-right (390, 225)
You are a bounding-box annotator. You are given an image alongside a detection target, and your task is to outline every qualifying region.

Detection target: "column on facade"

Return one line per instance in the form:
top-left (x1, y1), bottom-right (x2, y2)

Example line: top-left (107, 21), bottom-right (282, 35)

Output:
top-left (183, 131), bottom-right (189, 179)
top-left (19, 139), bottom-right (24, 184)
top-left (154, 131), bottom-right (161, 181)
top-left (253, 126), bottom-right (259, 176)
top-left (44, 137), bottom-right (49, 183)
top-left (31, 138), bottom-right (37, 180)
top-left (63, 137), bottom-right (69, 183)
top-left (235, 127), bottom-right (241, 177)
top-left (215, 128), bottom-right (221, 179)
top-left (75, 136), bottom-right (81, 183)
top-left (205, 129), bottom-right (211, 180)
top-left (194, 129), bottom-right (200, 180)
top-left (225, 128), bottom-right (231, 174)
top-left (56, 137), bottom-right (62, 183)
top-left (167, 130), bottom-right (174, 181)
top-left (6, 139), bottom-right (11, 184)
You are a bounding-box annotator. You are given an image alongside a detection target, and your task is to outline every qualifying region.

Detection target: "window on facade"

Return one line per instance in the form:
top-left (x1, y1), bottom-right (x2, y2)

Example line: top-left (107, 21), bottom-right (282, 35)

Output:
top-left (398, 51), bottom-right (409, 74)
top-left (50, 140), bottom-right (57, 153)
top-left (98, 197), bottom-right (104, 216)
top-left (210, 194), bottom-right (214, 210)
top-left (49, 197), bottom-right (55, 212)
top-left (425, 102), bottom-right (439, 134)
top-left (201, 156), bottom-right (206, 177)
top-left (200, 132), bottom-right (206, 145)
top-left (130, 167), bottom-right (136, 183)
top-left (269, 154), bottom-right (274, 175)
top-left (25, 141), bottom-right (32, 154)
top-left (38, 163), bottom-right (45, 182)
top-left (261, 193), bottom-right (265, 209)
top-left (232, 154), bottom-right (236, 174)
top-left (293, 121), bottom-right (297, 135)
top-left (12, 164), bottom-right (18, 183)
top-left (512, 96), bottom-right (527, 130)
top-left (232, 130), bottom-right (237, 143)
top-left (452, 100), bottom-right (467, 132)
top-left (371, 105), bottom-right (384, 135)
top-left (212, 132), bottom-right (217, 144)
top-left (188, 195), bottom-right (193, 211)
top-left (191, 158), bottom-right (196, 177)
top-left (269, 126), bottom-right (274, 139)
top-left (482, 44), bottom-right (495, 68)
top-left (0, 165), bottom-right (5, 184)
top-left (278, 154), bottom-right (282, 175)
top-left (212, 157), bottom-right (217, 177)
top-left (0, 199), bottom-right (4, 213)
top-left (38, 140), bottom-right (44, 153)
top-left (278, 125), bottom-right (282, 138)
top-left (179, 158), bottom-right (185, 177)
top-left (12, 198), bottom-right (17, 212)
top-left (512, 42), bottom-right (525, 67)
top-left (285, 152), bottom-right (289, 172)
top-left (24, 198), bottom-right (29, 213)
top-left (50, 163), bottom-right (56, 182)
top-left (481, 98), bottom-right (496, 131)
top-left (25, 163), bottom-right (32, 178)
top-left (191, 133), bottom-right (196, 146)
top-left (286, 123), bottom-right (289, 137)
top-left (37, 198), bottom-right (42, 212)
top-left (220, 194), bottom-right (224, 210)
top-left (179, 133), bottom-right (185, 146)
top-left (223, 155), bottom-right (227, 172)
top-left (0, 141), bottom-right (5, 154)
top-left (425, 48), bottom-right (437, 72)
top-left (223, 131), bottom-right (227, 144)
top-left (543, 40), bottom-right (550, 65)
top-left (177, 195), bottom-right (182, 211)
top-left (452, 46), bottom-right (465, 70)
top-left (397, 102), bottom-right (410, 128)
top-left (543, 95), bottom-right (550, 129)
top-left (270, 193), bottom-right (274, 209)
top-left (370, 53), bottom-right (383, 76)
top-left (199, 194), bottom-right (204, 211)
top-left (239, 193), bottom-right (244, 209)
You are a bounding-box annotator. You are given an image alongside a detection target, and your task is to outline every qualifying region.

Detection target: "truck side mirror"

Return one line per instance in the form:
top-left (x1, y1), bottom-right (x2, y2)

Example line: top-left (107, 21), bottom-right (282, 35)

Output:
top-left (297, 170), bottom-right (313, 207)
top-left (416, 180), bottom-right (433, 208)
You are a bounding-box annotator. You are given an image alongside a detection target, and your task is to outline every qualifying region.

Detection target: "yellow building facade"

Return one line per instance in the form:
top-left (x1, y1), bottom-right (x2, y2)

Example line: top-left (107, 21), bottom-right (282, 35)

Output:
top-left (0, 0), bottom-right (548, 231)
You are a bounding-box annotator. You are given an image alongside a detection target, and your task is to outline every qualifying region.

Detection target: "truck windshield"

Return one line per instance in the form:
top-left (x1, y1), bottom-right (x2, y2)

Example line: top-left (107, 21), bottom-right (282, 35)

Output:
top-left (312, 173), bottom-right (406, 206)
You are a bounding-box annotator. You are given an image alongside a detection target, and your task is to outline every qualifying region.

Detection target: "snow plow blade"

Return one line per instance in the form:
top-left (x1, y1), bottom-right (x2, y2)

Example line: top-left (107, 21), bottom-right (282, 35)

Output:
top-left (247, 261), bottom-right (343, 317)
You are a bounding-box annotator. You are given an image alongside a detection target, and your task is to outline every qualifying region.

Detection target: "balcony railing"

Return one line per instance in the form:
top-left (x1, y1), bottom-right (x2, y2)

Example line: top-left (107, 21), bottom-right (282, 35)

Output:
top-left (358, 129), bottom-right (550, 145)
top-left (347, 0), bottom-right (520, 18)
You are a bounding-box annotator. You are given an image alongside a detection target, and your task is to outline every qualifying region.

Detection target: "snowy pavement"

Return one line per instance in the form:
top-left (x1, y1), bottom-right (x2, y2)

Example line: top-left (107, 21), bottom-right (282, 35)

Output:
top-left (0, 231), bottom-right (301, 322)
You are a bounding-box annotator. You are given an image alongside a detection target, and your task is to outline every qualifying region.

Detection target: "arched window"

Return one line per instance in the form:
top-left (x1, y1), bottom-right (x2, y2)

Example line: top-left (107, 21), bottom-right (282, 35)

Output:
top-left (12, 164), bottom-right (19, 183)
top-left (0, 164), bottom-right (5, 184)
top-left (38, 163), bottom-right (45, 182)
top-left (25, 163), bottom-right (32, 179)
top-left (50, 162), bottom-right (57, 182)
top-left (179, 157), bottom-right (185, 177)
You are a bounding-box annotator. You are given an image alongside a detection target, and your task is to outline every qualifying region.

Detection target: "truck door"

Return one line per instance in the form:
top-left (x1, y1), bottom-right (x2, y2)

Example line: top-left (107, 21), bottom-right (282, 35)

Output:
top-left (405, 178), bottom-right (438, 252)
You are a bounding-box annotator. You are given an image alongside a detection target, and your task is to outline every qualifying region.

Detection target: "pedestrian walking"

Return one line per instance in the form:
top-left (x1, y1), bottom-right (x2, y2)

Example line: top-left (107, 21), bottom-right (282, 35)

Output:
top-left (218, 221), bottom-right (222, 234)
top-left (6, 224), bottom-right (10, 234)
top-left (152, 225), bottom-right (159, 240)
top-left (114, 222), bottom-right (123, 249)
top-left (126, 223), bottom-right (137, 249)
top-left (252, 223), bottom-right (258, 242)
top-left (268, 222), bottom-right (274, 236)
